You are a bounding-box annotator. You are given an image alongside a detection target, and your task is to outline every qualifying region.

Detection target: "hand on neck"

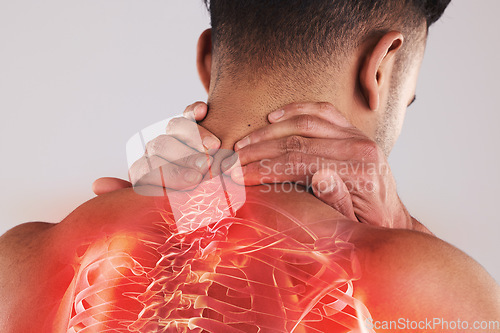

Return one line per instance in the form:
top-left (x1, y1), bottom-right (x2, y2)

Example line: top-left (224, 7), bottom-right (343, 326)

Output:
top-left (198, 76), bottom-right (351, 151)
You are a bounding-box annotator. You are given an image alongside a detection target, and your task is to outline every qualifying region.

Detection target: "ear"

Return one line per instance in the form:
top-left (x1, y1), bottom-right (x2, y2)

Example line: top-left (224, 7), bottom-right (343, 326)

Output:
top-left (359, 31), bottom-right (404, 111)
top-left (196, 29), bottom-right (213, 93)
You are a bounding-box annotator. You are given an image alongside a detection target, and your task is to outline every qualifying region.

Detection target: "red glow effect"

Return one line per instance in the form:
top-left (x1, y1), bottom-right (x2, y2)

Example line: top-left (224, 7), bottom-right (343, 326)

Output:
top-left (49, 178), bottom-right (373, 332)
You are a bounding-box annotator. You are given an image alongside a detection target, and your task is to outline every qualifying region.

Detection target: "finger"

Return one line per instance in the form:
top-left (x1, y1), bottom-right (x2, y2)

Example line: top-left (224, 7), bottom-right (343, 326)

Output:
top-left (143, 135), bottom-right (213, 172)
top-left (230, 152), bottom-right (323, 186)
top-left (183, 101), bottom-right (209, 122)
top-left (166, 116), bottom-right (220, 152)
top-left (268, 102), bottom-right (353, 128)
top-left (131, 154), bottom-right (204, 187)
top-left (235, 114), bottom-right (357, 151)
top-left (311, 169), bottom-right (357, 221)
top-left (133, 155), bottom-right (203, 190)
top-left (92, 177), bottom-right (132, 195)
top-left (233, 136), bottom-right (362, 168)
top-left (233, 132), bottom-right (377, 171)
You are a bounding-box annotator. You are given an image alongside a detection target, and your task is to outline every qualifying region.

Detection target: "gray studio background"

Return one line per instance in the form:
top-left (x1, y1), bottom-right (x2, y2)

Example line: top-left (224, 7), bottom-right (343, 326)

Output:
top-left (1, 1), bottom-right (498, 282)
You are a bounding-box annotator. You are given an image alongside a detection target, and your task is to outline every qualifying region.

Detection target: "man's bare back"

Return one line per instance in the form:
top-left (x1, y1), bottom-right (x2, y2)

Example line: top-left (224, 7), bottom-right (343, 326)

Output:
top-left (1, 181), bottom-right (498, 332)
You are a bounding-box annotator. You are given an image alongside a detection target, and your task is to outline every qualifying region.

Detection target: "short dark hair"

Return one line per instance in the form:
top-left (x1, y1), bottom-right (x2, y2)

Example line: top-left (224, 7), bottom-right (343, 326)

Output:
top-left (203, 0), bottom-right (451, 73)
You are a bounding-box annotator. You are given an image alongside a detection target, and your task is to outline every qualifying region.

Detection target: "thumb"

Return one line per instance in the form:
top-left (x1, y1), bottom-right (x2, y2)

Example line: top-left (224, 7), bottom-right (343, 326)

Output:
top-left (184, 102), bottom-right (209, 122)
top-left (92, 177), bottom-right (132, 196)
top-left (311, 169), bottom-right (357, 221)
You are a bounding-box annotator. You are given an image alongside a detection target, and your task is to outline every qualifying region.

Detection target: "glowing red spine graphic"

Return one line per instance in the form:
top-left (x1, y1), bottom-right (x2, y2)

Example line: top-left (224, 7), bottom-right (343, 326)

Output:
top-left (61, 176), bottom-right (373, 332)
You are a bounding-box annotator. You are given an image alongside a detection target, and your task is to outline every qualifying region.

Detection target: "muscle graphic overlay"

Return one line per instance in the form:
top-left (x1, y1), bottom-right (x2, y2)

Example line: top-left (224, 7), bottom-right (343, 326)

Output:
top-left (58, 169), bottom-right (373, 332)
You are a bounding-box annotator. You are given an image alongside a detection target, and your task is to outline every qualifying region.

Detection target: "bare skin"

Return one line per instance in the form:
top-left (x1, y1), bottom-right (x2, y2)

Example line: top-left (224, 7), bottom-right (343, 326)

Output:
top-left (0, 182), bottom-right (498, 332)
top-left (101, 101), bottom-right (430, 233)
top-left (1, 13), bottom-right (500, 333)
top-left (95, 30), bottom-right (430, 234)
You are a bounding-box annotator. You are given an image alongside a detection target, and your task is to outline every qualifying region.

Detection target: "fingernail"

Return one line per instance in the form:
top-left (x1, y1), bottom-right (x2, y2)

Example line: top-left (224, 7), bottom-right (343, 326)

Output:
top-left (184, 170), bottom-right (201, 183)
top-left (269, 109), bottom-right (284, 121)
top-left (221, 154), bottom-right (238, 172)
top-left (195, 155), bottom-right (210, 169)
top-left (313, 178), bottom-right (336, 194)
top-left (184, 110), bottom-right (195, 121)
top-left (202, 136), bottom-right (220, 150)
top-left (193, 104), bottom-right (201, 118)
top-left (235, 136), bottom-right (251, 150)
top-left (231, 167), bottom-right (244, 182)
top-left (221, 158), bottom-right (232, 171)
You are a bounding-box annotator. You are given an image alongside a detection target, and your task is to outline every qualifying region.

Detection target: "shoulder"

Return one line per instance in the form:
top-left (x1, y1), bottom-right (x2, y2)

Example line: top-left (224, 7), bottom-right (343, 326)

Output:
top-left (50, 187), bottom-right (171, 240)
top-left (0, 220), bottom-right (58, 332)
top-left (0, 186), bottom-right (158, 246)
top-left (0, 187), bottom-right (169, 258)
top-left (0, 188), bottom-right (171, 332)
top-left (353, 227), bottom-right (500, 331)
top-left (0, 220), bottom-right (55, 282)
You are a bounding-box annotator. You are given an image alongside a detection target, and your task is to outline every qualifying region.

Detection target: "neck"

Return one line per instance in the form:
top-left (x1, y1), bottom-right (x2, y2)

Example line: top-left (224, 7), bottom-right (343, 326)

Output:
top-left (198, 75), bottom-right (359, 223)
top-left (199, 73), bottom-right (351, 150)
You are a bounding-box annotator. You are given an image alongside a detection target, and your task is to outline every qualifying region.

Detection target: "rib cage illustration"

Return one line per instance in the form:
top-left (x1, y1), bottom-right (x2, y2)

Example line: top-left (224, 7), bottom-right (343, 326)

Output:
top-left (62, 177), bottom-right (374, 332)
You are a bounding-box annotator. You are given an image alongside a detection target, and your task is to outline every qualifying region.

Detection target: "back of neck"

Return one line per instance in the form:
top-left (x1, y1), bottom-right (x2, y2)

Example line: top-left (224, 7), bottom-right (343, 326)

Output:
top-left (199, 80), bottom-right (340, 150)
